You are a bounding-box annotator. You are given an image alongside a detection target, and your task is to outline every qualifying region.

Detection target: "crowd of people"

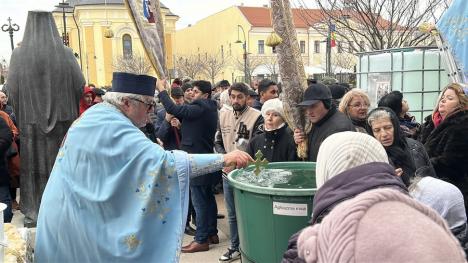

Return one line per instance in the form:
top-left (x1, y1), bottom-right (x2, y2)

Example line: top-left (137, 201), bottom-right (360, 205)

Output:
top-left (0, 69), bottom-right (467, 261)
top-left (144, 76), bottom-right (467, 261)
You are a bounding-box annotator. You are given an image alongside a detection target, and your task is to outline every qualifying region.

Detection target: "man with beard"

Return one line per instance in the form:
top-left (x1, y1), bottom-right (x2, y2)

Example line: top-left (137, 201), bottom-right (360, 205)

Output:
top-left (214, 82), bottom-right (263, 261)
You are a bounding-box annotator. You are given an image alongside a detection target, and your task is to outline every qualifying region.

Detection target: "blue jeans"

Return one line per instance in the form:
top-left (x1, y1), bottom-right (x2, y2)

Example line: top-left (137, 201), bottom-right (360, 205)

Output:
top-left (0, 186), bottom-right (12, 223)
top-left (190, 185), bottom-right (218, 243)
top-left (223, 178), bottom-right (239, 250)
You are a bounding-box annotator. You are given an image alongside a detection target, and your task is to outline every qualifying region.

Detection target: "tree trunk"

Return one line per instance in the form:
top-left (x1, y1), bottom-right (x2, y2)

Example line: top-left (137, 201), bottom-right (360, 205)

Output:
top-left (270, 0), bottom-right (311, 159)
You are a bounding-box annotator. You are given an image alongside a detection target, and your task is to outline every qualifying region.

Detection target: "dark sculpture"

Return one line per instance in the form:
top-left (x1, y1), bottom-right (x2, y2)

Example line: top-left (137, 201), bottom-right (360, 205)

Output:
top-left (7, 11), bottom-right (84, 227)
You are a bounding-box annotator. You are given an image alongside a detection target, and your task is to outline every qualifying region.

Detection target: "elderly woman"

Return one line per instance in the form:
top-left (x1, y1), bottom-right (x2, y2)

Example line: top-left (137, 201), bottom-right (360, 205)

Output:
top-left (282, 132), bottom-right (407, 262)
top-left (247, 98), bottom-right (297, 162)
top-left (338, 89), bottom-right (370, 132)
top-left (297, 188), bottom-right (466, 263)
top-left (366, 107), bottom-right (434, 186)
top-left (419, 83), bottom-right (468, 212)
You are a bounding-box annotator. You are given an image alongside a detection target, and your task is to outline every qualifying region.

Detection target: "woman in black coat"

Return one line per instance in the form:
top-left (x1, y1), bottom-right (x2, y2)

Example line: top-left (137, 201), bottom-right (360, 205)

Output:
top-left (419, 83), bottom-right (468, 212)
top-left (247, 98), bottom-right (297, 162)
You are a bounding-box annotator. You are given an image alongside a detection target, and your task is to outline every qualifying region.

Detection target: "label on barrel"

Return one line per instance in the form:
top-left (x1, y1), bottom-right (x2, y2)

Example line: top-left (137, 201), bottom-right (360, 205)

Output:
top-left (272, 202), bottom-right (308, 216)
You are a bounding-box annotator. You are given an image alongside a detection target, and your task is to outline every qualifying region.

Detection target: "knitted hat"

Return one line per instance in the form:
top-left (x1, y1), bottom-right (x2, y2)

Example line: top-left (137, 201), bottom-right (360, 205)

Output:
top-left (261, 98), bottom-right (284, 119)
top-left (316, 131), bottom-right (389, 188)
top-left (297, 188), bottom-right (466, 262)
top-left (181, 82), bottom-right (193, 92)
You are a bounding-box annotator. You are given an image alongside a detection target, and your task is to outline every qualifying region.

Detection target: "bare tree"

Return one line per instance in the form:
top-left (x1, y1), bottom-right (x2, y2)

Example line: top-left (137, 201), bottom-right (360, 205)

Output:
top-left (260, 55), bottom-right (279, 76)
top-left (294, 0), bottom-right (452, 51)
top-left (331, 52), bottom-right (356, 72)
top-left (176, 55), bottom-right (205, 79)
top-left (202, 53), bottom-right (227, 85)
top-left (113, 53), bottom-right (153, 75)
top-left (234, 55), bottom-right (263, 82)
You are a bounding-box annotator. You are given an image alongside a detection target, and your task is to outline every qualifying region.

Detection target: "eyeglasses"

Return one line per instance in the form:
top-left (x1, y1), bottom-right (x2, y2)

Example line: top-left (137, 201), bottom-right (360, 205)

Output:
top-left (130, 98), bottom-right (155, 110)
top-left (349, 103), bottom-right (369, 109)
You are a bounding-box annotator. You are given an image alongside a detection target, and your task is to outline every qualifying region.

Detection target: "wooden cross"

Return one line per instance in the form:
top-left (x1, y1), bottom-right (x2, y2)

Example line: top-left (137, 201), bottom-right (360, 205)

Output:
top-left (252, 150), bottom-right (268, 176)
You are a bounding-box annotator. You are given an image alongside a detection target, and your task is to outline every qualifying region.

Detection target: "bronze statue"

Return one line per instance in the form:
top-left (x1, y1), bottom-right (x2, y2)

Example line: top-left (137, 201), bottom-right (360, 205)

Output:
top-left (7, 11), bottom-right (84, 227)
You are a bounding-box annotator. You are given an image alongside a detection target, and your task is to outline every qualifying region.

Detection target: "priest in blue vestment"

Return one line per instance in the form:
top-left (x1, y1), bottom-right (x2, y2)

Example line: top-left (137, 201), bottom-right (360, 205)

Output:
top-left (35, 72), bottom-right (252, 263)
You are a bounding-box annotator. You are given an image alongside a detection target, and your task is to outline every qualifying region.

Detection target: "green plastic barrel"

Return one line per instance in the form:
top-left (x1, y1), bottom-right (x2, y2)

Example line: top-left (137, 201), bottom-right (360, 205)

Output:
top-left (227, 162), bottom-right (316, 263)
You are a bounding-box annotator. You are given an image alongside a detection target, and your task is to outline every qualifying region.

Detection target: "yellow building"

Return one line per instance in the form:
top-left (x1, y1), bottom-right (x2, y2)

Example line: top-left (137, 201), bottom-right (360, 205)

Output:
top-left (53, 0), bottom-right (178, 87)
top-left (174, 6), bottom-right (356, 83)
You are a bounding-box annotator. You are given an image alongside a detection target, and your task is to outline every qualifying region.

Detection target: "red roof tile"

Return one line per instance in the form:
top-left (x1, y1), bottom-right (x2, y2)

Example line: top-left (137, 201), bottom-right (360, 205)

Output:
top-left (238, 6), bottom-right (403, 31)
top-left (238, 6), bottom-right (323, 28)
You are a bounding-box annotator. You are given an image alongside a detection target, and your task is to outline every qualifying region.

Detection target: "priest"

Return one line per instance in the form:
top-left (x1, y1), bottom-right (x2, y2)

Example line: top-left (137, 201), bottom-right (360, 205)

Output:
top-left (35, 72), bottom-right (252, 262)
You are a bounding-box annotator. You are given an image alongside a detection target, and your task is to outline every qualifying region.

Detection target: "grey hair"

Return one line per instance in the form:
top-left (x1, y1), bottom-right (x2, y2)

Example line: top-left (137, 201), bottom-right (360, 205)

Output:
top-left (103, 92), bottom-right (154, 107)
top-left (367, 109), bottom-right (392, 127)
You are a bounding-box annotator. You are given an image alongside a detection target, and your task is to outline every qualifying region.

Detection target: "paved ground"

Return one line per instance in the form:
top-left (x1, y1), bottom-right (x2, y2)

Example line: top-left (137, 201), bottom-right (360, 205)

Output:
top-left (180, 193), bottom-right (240, 263)
top-left (10, 192), bottom-right (238, 263)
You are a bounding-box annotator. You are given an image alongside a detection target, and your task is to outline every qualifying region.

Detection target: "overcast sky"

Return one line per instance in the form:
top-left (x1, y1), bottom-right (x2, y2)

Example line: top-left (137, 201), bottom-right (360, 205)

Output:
top-left (0, 0), bottom-right (276, 64)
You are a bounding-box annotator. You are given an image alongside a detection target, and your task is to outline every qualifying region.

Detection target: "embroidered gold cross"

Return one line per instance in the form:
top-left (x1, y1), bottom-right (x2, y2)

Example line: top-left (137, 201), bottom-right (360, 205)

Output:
top-left (124, 234), bottom-right (140, 250)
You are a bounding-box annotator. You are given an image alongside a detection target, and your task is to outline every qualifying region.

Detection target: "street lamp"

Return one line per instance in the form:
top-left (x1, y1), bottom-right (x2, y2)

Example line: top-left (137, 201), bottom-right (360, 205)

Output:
top-left (55, 0), bottom-right (70, 46)
top-left (1, 17), bottom-right (20, 51)
top-left (235, 25), bottom-right (249, 83)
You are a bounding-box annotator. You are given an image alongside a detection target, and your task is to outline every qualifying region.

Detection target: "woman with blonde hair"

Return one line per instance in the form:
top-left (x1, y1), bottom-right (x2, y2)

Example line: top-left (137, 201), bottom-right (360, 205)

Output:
top-left (338, 89), bottom-right (370, 132)
top-left (419, 83), bottom-right (468, 213)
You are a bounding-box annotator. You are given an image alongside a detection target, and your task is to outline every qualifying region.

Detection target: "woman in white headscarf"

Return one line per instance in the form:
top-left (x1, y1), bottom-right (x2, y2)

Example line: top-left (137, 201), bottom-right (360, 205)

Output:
top-left (283, 131), bottom-right (407, 262)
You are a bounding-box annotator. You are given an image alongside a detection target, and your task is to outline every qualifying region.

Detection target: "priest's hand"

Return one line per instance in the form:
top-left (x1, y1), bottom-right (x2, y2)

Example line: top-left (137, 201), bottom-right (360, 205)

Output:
top-left (223, 150), bottom-right (253, 169)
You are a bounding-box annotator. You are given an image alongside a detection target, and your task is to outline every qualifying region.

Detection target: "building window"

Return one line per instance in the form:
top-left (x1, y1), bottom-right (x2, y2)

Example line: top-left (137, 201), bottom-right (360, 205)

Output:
top-left (229, 43), bottom-right (232, 56)
top-left (348, 41), bottom-right (354, 53)
top-left (258, 40), bottom-right (265, 54)
top-left (221, 45), bottom-right (224, 59)
top-left (272, 46), bottom-right (276, 53)
top-left (300, 40), bottom-right (306, 53)
top-left (314, 40), bottom-right (320, 53)
top-left (338, 42), bottom-right (343, 53)
top-left (122, 34), bottom-right (132, 59)
top-left (359, 40), bottom-right (365, 52)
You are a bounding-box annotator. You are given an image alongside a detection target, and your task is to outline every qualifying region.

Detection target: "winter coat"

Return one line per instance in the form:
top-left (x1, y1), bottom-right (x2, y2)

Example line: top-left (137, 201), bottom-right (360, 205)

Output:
top-left (0, 117), bottom-right (12, 187)
top-left (306, 107), bottom-right (355, 161)
top-left (419, 110), bottom-right (468, 212)
top-left (406, 137), bottom-right (436, 177)
top-left (159, 90), bottom-right (219, 186)
top-left (282, 162), bottom-right (408, 263)
top-left (155, 108), bottom-right (182, 150)
top-left (252, 99), bottom-right (263, 111)
top-left (247, 124), bottom-right (297, 162)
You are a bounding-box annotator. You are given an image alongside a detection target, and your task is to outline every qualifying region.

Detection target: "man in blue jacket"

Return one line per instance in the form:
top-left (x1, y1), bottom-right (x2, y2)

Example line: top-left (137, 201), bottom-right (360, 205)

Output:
top-left (158, 79), bottom-right (220, 253)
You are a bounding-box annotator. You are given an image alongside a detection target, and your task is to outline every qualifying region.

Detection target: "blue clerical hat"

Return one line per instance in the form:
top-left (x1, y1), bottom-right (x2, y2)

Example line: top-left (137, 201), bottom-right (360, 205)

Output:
top-left (111, 72), bottom-right (156, 97)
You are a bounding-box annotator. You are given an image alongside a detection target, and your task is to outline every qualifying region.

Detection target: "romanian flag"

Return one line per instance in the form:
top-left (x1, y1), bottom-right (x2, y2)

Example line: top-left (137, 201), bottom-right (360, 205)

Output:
top-left (330, 31), bottom-right (336, 47)
top-left (125, 0), bottom-right (167, 78)
top-left (143, 0), bottom-right (155, 23)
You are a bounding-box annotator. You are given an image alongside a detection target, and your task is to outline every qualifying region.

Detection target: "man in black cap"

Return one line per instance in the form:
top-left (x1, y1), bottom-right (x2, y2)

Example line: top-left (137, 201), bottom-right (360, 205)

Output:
top-left (157, 79), bottom-right (222, 253)
top-left (35, 72), bottom-right (252, 262)
top-left (294, 83), bottom-right (354, 161)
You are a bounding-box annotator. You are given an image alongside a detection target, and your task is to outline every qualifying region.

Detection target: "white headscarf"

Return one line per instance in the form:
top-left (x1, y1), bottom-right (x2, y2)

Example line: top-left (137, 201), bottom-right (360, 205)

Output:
top-left (316, 132), bottom-right (389, 188)
top-left (411, 176), bottom-right (467, 229)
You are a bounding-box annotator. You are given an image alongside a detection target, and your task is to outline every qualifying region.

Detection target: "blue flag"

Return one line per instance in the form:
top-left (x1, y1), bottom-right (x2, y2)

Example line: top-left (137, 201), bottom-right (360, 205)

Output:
top-left (437, 0), bottom-right (468, 81)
